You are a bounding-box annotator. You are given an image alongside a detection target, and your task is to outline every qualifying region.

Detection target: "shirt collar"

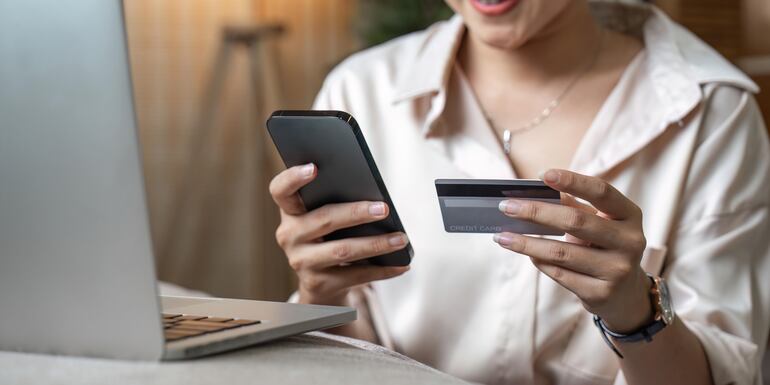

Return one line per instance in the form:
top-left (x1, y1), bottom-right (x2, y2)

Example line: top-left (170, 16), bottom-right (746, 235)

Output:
top-left (391, 14), bottom-right (465, 104)
top-left (391, 1), bottom-right (759, 138)
top-left (641, 4), bottom-right (758, 123)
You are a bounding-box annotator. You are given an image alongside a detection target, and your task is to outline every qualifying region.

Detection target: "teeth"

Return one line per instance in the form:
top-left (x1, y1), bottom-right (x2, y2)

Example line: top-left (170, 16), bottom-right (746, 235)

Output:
top-left (477, 0), bottom-right (504, 4)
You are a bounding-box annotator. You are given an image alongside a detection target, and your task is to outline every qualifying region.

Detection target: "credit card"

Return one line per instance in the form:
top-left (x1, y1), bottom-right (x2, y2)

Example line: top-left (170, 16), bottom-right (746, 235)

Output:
top-left (435, 179), bottom-right (565, 235)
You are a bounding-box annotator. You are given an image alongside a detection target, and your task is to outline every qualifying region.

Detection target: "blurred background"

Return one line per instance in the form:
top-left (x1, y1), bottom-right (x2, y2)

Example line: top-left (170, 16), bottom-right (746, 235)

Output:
top-left (124, 0), bottom-right (770, 301)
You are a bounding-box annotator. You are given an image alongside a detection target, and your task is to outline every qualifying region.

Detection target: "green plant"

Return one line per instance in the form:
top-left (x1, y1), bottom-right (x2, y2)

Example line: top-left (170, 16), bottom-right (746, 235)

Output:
top-left (358, 0), bottom-right (454, 47)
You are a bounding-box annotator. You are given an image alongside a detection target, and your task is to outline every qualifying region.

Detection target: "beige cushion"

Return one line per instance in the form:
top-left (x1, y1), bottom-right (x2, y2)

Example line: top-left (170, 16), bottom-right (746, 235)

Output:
top-left (0, 331), bottom-right (468, 385)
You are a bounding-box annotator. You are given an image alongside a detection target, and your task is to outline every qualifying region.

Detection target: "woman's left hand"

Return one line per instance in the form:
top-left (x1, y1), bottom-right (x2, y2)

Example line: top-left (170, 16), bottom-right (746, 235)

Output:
top-left (494, 169), bottom-right (653, 333)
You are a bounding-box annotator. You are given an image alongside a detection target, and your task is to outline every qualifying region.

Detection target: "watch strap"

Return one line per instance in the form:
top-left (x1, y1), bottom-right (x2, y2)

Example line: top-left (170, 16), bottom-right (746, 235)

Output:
top-left (593, 314), bottom-right (667, 359)
top-left (596, 314), bottom-right (666, 342)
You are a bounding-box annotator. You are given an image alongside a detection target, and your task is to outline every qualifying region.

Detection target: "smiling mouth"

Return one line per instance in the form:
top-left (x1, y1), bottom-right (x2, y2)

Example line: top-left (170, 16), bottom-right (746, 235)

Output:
top-left (469, 0), bottom-right (520, 16)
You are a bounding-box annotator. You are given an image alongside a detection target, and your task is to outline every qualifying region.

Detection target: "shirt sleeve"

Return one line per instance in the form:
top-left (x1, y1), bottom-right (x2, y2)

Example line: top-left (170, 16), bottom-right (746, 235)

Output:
top-left (665, 86), bottom-right (770, 385)
top-left (311, 63), bottom-right (354, 112)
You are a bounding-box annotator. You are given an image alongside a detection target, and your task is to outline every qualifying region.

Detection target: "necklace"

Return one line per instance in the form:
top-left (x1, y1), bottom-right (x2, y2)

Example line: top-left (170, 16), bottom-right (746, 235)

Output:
top-left (490, 30), bottom-right (605, 155)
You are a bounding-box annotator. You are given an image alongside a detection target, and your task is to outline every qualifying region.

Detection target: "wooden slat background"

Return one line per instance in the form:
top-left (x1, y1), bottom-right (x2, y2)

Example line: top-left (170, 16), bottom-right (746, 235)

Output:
top-left (743, 0), bottom-right (770, 56)
top-left (741, 0), bottom-right (770, 125)
top-left (125, 0), bottom-right (359, 300)
top-left (679, 0), bottom-right (742, 59)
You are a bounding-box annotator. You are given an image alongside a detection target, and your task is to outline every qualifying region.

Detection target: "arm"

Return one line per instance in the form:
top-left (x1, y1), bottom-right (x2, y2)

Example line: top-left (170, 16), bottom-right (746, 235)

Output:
top-left (617, 315), bottom-right (712, 384)
top-left (269, 164), bottom-right (409, 342)
top-left (493, 90), bottom-right (770, 384)
top-left (323, 287), bottom-right (380, 343)
top-left (276, 68), bottom-right (395, 343)
top-left (617, 202), bottom-right (769, 385)
top-left (493, 169), bottom-right (713, 385)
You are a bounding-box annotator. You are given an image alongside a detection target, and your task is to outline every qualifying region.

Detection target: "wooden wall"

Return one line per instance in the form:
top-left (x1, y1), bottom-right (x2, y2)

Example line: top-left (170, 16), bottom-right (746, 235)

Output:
top-left (743, 0), bottom-right (770, 56)
top-left (124, 0), bottom-right (359, 300)
top-left (677, 0), bottom-right (742, 59)
top-left (741, 0), bottom-right (770, 125)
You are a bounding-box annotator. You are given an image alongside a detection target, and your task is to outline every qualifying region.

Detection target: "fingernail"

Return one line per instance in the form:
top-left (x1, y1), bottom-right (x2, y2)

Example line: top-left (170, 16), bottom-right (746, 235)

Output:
top-left (369, 202), bottom-right (386, 216)
top-left (493, 233), bottom-right (513, 246)
top-left (301, 163), bottom-right (315, 178)
top-left (544, 170), bottom-right (560, 184)
top-left (537, 170), bottom-right (547, 180)
top-left (498, 200), bottom-right (521, 215)
top-left (388, 234), bottom-right (407, 247)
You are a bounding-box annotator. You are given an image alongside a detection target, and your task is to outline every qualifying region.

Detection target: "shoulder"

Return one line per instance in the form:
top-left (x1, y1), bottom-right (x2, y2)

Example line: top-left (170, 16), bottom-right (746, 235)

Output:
top-left (314, 19), bottom-right (452, 109)
top-left (647, 7), bottom-right (758, 94)
top-left (637, 6), bottom-right (764, 142)
top-left (685, 84), bottom-right (770, 216)
top-left (326, 31), bottom-right (424, 85)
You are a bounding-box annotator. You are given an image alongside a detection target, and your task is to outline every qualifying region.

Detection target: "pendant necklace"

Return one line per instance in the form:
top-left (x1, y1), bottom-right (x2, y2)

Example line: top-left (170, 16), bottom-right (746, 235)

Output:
top-left (491, 30), bottom-right (605, 155)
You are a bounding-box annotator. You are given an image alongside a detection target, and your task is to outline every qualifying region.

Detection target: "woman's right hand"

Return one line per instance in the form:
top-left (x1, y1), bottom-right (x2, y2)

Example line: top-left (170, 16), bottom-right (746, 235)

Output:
top-left (269, 163), bottom-right (410, 306)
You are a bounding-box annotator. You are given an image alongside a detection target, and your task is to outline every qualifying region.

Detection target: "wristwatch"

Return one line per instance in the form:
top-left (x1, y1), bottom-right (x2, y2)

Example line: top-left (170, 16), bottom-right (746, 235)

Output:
top-left (593, 273), bottom-right (675, 359)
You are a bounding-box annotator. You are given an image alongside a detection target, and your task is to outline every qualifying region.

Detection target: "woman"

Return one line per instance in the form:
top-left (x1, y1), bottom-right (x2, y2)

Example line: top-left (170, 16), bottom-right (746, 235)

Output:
top-left (269, 1), bottom-right (770, 384)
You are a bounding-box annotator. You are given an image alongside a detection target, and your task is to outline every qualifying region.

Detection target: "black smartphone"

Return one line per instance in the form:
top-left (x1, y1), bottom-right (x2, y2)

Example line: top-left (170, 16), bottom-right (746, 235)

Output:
top-left (266, 110), bottom-right (413, 266)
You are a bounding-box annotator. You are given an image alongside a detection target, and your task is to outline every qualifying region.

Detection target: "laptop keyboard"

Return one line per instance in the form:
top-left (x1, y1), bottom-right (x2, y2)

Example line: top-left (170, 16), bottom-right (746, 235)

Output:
top-left (162, 313), bottom-right (261, 342)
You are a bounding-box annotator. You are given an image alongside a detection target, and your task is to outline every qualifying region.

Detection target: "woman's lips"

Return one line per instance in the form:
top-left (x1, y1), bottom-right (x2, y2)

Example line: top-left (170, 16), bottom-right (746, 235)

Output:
top-left (469, 0), bottom-right (520, 16)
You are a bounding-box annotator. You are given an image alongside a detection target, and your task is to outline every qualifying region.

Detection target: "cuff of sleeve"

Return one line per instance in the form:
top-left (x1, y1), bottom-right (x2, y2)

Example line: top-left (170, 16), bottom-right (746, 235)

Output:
top-left (683, 319), bottom-right (761, 385)
top-left (361, 285), bottom-right (396, 351)
top-left (286, 287), bottom-right (394, 349)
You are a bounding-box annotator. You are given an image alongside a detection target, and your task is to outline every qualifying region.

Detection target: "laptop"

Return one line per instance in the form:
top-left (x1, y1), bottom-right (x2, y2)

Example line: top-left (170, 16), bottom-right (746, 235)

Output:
top-left (0, 0), bottom-right (354, 360)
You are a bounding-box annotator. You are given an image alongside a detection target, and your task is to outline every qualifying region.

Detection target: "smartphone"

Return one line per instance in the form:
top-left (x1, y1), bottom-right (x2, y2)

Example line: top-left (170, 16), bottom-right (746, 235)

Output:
top-left (435, 179), bottom-right (565, 235)
top-left (266, 110), bottom-right (413, 266)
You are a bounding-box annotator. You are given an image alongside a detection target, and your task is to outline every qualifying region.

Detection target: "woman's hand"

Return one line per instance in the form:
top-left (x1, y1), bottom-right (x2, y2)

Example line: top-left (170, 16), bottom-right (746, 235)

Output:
top-left (269, 163), bottom-right (410, 307)
top-left (494, 169), bottom-right (653, 333)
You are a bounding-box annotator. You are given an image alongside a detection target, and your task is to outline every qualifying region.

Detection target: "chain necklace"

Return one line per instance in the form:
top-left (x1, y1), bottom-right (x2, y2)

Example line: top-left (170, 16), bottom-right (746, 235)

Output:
top-left (490, 30), bottom-right (605, 155)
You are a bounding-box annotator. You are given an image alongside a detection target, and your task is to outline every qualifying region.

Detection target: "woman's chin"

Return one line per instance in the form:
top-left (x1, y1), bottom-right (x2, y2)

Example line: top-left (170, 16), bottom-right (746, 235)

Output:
top-left (473, 27), bottom-right (530, 50)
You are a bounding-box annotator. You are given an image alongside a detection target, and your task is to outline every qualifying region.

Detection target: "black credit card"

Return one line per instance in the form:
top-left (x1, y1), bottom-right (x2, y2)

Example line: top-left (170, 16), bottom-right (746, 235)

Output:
top-left (435, 179), bottom-right (565, 235)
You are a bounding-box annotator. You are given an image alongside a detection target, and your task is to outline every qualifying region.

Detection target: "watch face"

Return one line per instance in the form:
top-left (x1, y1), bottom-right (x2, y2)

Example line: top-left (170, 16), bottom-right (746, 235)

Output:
top-left (657, 278), bottom-right (675, 325)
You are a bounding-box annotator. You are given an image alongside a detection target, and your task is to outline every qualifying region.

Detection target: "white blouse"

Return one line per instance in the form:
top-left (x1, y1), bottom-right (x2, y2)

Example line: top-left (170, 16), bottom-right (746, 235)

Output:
top-left (310, 2), bottom-right (770, 384)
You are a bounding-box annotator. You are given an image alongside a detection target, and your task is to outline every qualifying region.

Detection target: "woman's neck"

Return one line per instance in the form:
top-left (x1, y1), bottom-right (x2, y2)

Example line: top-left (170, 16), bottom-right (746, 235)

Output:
top-left (460, 2), bottom-right (602, 88)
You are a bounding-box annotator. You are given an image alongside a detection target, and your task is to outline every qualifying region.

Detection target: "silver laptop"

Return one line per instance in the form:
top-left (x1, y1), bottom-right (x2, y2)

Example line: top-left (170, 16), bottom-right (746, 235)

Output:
top-left (0, 0), bottom-right (354, 360)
